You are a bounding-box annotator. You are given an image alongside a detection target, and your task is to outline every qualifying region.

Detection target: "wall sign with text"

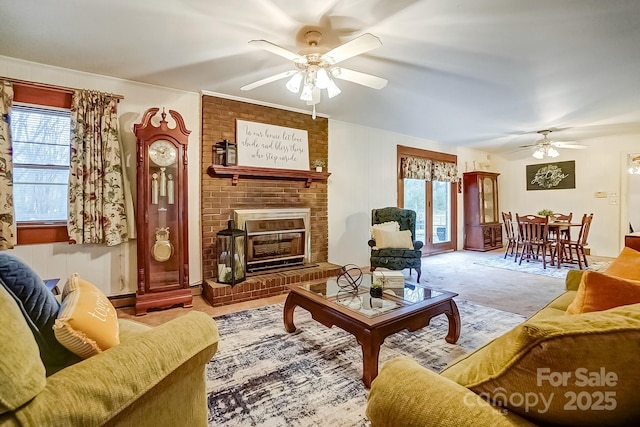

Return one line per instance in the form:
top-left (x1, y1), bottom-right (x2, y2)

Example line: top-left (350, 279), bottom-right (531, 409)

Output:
top-left (526, 160), bottom-right (576, 190)
top-left (236, 120), bottom-right (309, 170)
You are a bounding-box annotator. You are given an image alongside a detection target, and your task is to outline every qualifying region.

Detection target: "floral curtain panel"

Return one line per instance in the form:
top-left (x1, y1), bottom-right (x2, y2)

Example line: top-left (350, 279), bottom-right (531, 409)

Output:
top-left (401, 157), bottom-right (432, 180)
top-left (68, 90), bottom-right (128, 246)
top-left (402, 156), bottom-right (458, 182)
top-left (0, 81), bottom-right (15, 250)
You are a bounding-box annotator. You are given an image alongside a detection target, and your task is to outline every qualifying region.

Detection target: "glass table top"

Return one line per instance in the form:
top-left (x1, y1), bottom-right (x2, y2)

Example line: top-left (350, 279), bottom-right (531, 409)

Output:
top-left (297, 274), bottom-right (445, 318)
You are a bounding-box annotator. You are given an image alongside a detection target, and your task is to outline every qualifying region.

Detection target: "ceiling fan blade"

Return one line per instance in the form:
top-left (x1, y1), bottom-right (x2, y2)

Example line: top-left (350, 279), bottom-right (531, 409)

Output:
top-left (249, 40), bottom-right (305, 63)
top-left (240, 70), bottom-right (297, 91)
top-left (554, 143), bottom-right (587, 149)
top-left (322, 33), bottom-right (382, 65)
top-left (331, 67), bottom-right (388, 89)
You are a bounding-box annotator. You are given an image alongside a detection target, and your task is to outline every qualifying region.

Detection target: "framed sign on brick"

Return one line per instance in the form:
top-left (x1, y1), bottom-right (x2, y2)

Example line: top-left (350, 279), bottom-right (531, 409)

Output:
top-left (526, 160), bottom-right (576, 190)
top-left (236, 119), bottom-right (309, 170)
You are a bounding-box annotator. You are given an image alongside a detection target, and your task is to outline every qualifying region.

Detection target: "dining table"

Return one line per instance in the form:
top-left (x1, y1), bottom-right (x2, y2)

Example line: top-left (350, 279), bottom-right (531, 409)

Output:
top-left (547, 222), bottom-right (584, 269)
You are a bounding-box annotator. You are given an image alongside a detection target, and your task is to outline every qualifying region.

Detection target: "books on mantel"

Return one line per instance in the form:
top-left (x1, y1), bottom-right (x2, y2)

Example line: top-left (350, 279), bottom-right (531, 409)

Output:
top-left (372, 270), bottom-right (405, 288)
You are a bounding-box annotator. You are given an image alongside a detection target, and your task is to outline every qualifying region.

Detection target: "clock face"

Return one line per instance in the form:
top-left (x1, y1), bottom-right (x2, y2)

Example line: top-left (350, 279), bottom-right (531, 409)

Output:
top-left (149, 140), bottom-right (177, 166)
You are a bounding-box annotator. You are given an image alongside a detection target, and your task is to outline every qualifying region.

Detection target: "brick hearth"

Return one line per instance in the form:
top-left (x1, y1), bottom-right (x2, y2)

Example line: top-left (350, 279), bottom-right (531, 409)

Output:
top-left (200, 95), bottom-right (332, 306)
top-left (202, 262), bottom-right (342, 307)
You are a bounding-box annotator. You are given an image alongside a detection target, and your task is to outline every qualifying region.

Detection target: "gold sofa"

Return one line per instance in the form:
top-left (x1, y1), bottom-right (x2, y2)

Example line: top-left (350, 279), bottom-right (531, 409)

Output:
top-left (367, 248), bottom-right (640, 426)
top-left (0, 254), bottom-right (219, 427)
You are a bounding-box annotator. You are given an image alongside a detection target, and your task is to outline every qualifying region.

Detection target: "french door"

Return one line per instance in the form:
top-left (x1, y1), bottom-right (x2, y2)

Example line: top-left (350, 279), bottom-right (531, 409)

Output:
top-left (398, 146), bottom-right (457, 255)
top-left (403, 179), bottom-right (456, 254)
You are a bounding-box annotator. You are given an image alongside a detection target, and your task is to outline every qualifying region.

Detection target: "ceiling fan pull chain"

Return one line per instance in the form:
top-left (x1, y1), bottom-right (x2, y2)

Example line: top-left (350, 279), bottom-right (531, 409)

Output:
top-left (312, 104), bottom-right (316, 120)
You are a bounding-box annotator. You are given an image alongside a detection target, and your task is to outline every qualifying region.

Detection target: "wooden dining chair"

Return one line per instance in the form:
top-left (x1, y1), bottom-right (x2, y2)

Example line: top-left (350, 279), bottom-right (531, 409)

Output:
top-left (501, 211), bottom-right (521, 261)
top-left (548, 212), bottom-right (573, 262)
top-left (560, 213), bottom-right (594, 270)
top-left (550, 212), bottom-right (573, 240)
top-left (516, 214), bottom-right (554, 269)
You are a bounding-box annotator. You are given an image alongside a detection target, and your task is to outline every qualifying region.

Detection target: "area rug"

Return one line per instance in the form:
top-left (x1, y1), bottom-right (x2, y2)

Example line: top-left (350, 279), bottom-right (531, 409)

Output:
top-left (473, 255), bottom-right (610, 279)
top-left (206, 300), bottom-right (525, 427)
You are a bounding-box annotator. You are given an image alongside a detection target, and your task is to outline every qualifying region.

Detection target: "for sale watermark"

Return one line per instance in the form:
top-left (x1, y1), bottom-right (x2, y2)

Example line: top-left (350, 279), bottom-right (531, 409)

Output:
top-left (463, 367), bottom-right (618, 414)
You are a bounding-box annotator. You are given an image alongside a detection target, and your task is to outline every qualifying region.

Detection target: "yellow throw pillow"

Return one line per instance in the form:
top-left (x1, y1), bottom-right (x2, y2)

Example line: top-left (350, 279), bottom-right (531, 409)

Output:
top-left (53, 274), bottom-right (120, 358)
top-left (566, 270), bottom-right (640, 314)
top-left (604, 246), bottom-right (640, 280)
top-left (374, 229), bottom-right (414, 249)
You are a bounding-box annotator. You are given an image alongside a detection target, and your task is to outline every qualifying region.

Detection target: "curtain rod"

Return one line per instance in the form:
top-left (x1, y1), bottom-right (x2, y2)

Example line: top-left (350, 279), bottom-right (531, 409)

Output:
top-left (0, 76), bottom-right (124, 100)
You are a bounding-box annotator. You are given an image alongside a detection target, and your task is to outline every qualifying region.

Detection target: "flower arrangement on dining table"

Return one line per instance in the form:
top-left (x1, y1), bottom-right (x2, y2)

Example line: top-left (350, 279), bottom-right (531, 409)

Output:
top-left (538, 209), bottom-right (554, 217)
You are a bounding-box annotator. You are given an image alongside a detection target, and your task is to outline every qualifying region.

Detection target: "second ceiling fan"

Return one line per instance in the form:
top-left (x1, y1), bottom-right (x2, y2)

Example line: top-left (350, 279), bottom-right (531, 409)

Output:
top-left (520, 130), bottom-right (587, 159)
top-left (241, 30), bottom-right (387, 118)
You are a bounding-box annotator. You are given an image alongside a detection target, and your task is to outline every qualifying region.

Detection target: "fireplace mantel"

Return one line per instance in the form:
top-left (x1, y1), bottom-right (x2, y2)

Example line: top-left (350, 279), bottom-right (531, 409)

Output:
top-left (207, 165), bottom-right (330, 187)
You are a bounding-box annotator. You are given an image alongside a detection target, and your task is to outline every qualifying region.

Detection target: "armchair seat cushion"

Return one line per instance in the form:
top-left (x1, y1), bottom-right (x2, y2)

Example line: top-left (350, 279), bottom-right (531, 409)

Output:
top-left (371, 248), bottom-right (422, 258)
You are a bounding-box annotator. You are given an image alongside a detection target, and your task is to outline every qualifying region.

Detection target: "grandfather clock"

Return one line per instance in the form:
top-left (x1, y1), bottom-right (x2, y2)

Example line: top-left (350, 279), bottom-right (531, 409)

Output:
top-left (134, 108), bottom-right (192, 315)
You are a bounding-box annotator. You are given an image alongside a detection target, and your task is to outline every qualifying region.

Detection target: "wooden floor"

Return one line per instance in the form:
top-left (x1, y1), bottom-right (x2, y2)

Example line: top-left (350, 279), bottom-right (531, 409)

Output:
top-left (117, 294), bottom-right (287, 327)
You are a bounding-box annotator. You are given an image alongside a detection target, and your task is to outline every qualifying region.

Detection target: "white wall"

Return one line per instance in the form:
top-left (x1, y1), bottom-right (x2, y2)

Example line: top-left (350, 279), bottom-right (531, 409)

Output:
top-left (495, 134), bottom-right (640, 257)
top-left (0, 56), bottom-right (201, 296)
top-left (327, 120), bottom-right (490, 267)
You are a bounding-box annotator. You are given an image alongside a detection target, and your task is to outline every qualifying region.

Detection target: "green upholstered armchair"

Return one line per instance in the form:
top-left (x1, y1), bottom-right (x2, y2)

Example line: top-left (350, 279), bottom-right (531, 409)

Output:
top-left (368, 207), bottom-right (424, 282)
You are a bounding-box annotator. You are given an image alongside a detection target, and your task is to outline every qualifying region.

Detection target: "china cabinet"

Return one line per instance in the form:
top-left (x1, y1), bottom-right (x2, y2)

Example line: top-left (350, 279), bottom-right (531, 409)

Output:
top-left (134, 108), bottom-right (192, 315)
top-left (463, 171), bottom-right (502, 251)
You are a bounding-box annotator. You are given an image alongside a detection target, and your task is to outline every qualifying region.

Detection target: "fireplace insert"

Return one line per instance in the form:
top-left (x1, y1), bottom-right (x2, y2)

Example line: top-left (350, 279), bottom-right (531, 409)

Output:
top-left (244, 217), bottom-right (306, 272)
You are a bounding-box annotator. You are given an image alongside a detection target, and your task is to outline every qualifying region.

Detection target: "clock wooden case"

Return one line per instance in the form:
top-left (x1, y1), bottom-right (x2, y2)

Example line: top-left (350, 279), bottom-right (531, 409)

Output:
top-left (134, 108), bottom-right (192, 315)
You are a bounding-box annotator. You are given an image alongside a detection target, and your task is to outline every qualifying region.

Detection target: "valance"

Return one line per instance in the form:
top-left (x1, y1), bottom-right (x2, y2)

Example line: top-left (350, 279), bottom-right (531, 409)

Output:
top-left (401, 156), bottom-right (458, 182)
top-left (401, 157), bottom-right (432, 180)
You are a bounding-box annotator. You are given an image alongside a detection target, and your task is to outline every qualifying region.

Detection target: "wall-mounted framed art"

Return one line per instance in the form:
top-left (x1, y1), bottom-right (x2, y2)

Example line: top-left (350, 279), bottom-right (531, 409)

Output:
top-left (526, 160), bottom-right (575, 190)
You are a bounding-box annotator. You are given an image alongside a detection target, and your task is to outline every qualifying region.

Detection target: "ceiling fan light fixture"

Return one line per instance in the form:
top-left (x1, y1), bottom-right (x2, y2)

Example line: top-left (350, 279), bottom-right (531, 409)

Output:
top-left (315, 67), bottom-right (331, 89)
top-left (285, 72), bottom-right (303, 93)
top-left (311, 86), bottom-right (321, 104)
top-left (300, 83), bottom-right (314, 102)
top-left (532, 148), bottom-right (545, 159)
top-left (326, 78), bottom-right (341, 98)
top-left (547, 147), bottom-right (560, 158)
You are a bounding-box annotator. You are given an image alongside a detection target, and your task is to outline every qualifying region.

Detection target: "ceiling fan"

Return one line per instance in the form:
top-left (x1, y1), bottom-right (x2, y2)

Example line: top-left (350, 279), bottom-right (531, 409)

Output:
top-left (519, 130), bottom-right (587, 159)
top-left (241, 30), bottom-right (388, 118)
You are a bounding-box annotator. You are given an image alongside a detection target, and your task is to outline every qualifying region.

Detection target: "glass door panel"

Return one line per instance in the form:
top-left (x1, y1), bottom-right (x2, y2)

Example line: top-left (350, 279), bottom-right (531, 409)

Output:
top-left (432, 180), bottom-right (452, 244)
top-left (482, 177), bottom-right (495, 223)
top-left (403, 178), bottom-right (456, 254)
top-left (403, 178), bottom-right (426, 244)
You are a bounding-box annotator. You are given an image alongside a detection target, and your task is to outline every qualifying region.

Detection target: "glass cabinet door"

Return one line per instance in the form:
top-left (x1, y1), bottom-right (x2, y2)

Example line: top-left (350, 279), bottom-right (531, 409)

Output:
top-left (481, 176), bottom-right (496, 223)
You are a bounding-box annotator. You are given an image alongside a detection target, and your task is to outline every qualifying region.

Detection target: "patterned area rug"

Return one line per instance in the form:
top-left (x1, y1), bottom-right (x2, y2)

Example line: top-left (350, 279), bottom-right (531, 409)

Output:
top-left (206, 300), bottom-right (525, 426)
top-left (473, 255), bottom-right (610, 279)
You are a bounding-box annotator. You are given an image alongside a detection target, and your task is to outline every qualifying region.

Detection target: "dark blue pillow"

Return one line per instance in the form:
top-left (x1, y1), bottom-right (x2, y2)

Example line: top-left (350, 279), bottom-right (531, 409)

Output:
top-left (0, 253), bottom-right (75, 371)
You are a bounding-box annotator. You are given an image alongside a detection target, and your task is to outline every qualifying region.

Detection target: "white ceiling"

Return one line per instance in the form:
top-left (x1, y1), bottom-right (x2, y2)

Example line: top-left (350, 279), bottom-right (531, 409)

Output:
top-left (2, 0), bottom-right (640, 154)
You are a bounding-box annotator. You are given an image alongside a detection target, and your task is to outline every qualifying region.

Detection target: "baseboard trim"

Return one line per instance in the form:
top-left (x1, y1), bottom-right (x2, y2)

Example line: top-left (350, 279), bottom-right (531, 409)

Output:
top-left (108, 285), bottom-right (202, 308)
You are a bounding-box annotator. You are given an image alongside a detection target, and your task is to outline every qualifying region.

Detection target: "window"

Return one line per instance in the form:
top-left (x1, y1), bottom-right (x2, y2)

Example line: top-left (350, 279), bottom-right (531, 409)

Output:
top-left (10, 104), bottom-right (71, 222)
top-left (11, 83), bottom-right (73, 244)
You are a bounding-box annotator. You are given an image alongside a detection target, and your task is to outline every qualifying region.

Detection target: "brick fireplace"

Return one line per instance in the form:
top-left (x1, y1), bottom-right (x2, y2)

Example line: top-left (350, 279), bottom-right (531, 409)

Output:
top-left (200, 95), bottom-right (339, 306)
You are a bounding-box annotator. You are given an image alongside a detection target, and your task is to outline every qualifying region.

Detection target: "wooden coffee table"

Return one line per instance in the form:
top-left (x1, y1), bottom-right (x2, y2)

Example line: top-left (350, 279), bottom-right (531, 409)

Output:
top-left (283, 277), bottom-right (460, 387)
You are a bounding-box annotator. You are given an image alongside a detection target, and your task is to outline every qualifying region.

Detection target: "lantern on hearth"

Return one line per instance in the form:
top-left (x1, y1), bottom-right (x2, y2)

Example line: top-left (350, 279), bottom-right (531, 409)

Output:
top-left (216, 219), bottom-right (246, 285)
top-left (213, 139), bottom-right (237, 166)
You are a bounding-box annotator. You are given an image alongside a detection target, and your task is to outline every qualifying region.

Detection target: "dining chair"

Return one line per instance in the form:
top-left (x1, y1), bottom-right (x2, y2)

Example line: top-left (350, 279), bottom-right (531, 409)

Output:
top-left (501, 211), bottom-right (521, 261)
top-left (560, 213), bottom-right (594, 270)
top-left (516, 214), bottom-right (554, 269)
top-left (548, 212), bottom-right (573, 262)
